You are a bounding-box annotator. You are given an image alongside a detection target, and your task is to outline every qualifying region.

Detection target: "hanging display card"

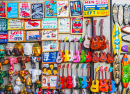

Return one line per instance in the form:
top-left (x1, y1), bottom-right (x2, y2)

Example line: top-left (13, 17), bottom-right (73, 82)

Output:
top-left (42, 41), bottom-right (58, 52)
top-left (7, 19), bottom-right (24, 30)
top-left (42, 52), bottom-right (57, 63)
top-left (57, 1), bottom-right (69, 17)
top-left (70, 1), bottom-right (82, 17)
top-left (0, 1), bottom-right (6, 18)
top-left (31, 3), bottom-right (43, 19)
top-left (0, 31), bottom-right (7, 43)
top-left (7, 2), bottom-right (18, 18)
top-left (24, 19), bottom-right (41, 30)
top-left (8, 30), bottom-right (24, 42)
top-left (45, 1), bottom-right (57, 17)
top-left (19, 2), bottom-right (31, 18)
top-left (71, 17), bottom-right (83, 34)
top-left (41, 30), bottom-right (58, 40)
top-left (25, 30), bottom-right (40, 41)
top-left (42, 18), bottom-right (57, 29)
top-left (58, 18), bottom-right (70, 33)
top-left (0, 19), bottom-right (7, 31)
top-left (83, 0), bottom-right (109, 17)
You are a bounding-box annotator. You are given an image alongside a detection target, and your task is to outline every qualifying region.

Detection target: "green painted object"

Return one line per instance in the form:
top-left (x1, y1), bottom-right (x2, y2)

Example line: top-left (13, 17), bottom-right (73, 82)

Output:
top-left (0, 71), bottom-right (8, 84)
top-left (0, 45), bottom-right (5, 58)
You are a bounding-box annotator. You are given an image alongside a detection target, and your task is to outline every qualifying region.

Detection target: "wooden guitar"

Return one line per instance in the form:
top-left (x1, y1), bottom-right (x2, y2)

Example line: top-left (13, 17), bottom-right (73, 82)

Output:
top-left (104, 67), bottom-right (110, 92)
top-left (73, 38), bottom-right (80, 63)
top-left (67, 64), bottom-right (73, 88)
top-left (92, 51), bottom-right (99, 63)
top-left (99, 66), bottom-right (109, 92)
top-left (79, 37), bottom-right (86, 62)
top-left (99, 19), bottom-right (107, 50)
top-left (86, 64), bottom-right (91, 89)
top-left (99, 51), bottom-right (107, 62)
top-left (85, 51), bottom-right (92, 63)
top-left (56, 40), bottom-right (63, 63)
top-left (71, 64), bottom-right (76, 88)
top-left (63, 37), bottom-right (69, 62)
top-left (68, 38), bottom-right (73, 62)
top-left (91, 20), bottom-right (101, 50)
top-left (56, 65), bottom-right (62, 89)
top-left (62, 64), bottom-right (67, 88)
top-left (106, 40), bottom-right (114, 63)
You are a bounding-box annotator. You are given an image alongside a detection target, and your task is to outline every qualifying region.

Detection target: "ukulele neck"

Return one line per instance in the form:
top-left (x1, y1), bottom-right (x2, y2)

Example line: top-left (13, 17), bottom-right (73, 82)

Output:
top-left (93, 21), bottom-right (96, 39)
top-left (101, 71), bottom-right (104, 83)
top-left (64, 42), bottom-right (65, 53)
top-left (69, 42), bottom-right (71, 53)
top-left (94, 72), bottom-right (97, 84)
top-left (100, 24), bottom-right (103, 38)
top-left (59, 42), bottom-right (61, 54)
top-left (108, 44), bottom-right (110, 53)
top-left (87, 67), bottom-right (90, 78)
top-left (105, 71), bottom-right (107, 79)
top-left (75, 41), bottom-right (76, 54)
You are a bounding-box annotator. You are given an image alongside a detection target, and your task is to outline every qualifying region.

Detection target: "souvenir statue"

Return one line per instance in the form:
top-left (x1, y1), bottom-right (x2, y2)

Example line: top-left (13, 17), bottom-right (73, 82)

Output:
top-left (5, 83), bottom-right (13, 94)
top-left (8, 70), bottom-right (17, 83)
top-left (17, 56), bottom-right (30, 69)
top-left (0, 45), bottom-right (5, 58)
top-left (14, 43), bottom-right (23, 56)
top-left (32, 43), bottom-right (41, 56)
top-left (30, 56), bottom-right (41, 69)
top-left (18, 70), bottom-right (29, 83)
top-left (7, 57), bottom-right (18, 71)
top-left (19, 89), bottom-right (24, 94)
top-left (0, 59), bottom-right (9, 71)
top-left (29, 69), bottom-right (41, 83)
top-left (5, 43), bottom-right (14, 56)
top-left (0, 85), bottom-right (5, 94)
top-left (35, 80), bottom-right (41, 94)
top-left (13, 77), bottom-right (22, 94)
top-left (24, 87), bottom-right (27, 94)
top-left (23, 43), bottom-right (32, 56)
top-left (25, 76), bottom-right (33, 94)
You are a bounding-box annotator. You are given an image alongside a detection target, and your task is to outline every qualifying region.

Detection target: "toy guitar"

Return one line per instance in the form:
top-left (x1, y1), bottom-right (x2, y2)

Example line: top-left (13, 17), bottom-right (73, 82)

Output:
top-left (99, 50), bottom-right (107, 62)
top-left (85, 51), bottom-right (91, 63)
top-left (86, 64), bottom-right (91, 89)
top-left (104, 67), bottom-right (110, 92)
top-left (68, 38), bottom-right (73, 62)
top-left (56, 40), bottom-right (63, 63)
top-left (71, 64), bottom-right (76, 88)
top-left (56, 65), bottom-right (62, 89)
top-left (106, 40), bottom-right (114, 63)
top-left (90, 66), bottom-right (99, 93)
top-left (73, 38), bottom-right (80, 63)
top-left (99, 66), bottom-right (109, 92)
top-left (62, 64), bottom-right (67, 88)
top-left (80, 64), bottom-right (87, 88)
top-left (92, 51), bottom-right (99, 63)
top-left (67, 64), bottom-right (73, 88)
top-left (99, 19), bottom-right (107, 50)
top-left (63, 37), bottom-right (69, 62)
top-left (83, 20), bottom-right (91, 48)
top-left (79, 37), bottom-right (86, 62)
top-left (91, 20), bottom-right (101, 50)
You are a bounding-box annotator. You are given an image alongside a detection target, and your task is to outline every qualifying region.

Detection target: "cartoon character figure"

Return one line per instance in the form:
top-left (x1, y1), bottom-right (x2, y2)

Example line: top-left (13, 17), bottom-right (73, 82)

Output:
top-left (46, 3), bottom-right (54, 16)
top-left (43, 67), bottom-right (48, 75)
top-left (0, 45), bottom-right (5, 58)
top-left (47, 68), bottom-right (51, 75)
top-left (7, 57), bottom-right (18, 71)
top-left (14, 43), bottom-right (23, 56)
top-left (5, 43), bottom-right (14, 56)
top-left (18, 70), bottom-right (29, 83)
top-left (32, 43), bottom-right (41, 56)
top-left (23, 43), bottom-right (32, 56)
top-left (53, 67), bottom-right (57, 75)
top-left (30, 56), bottom-right (41, 69)
top-left (13, 77), bottom-right (22, 94)
top-left (58, 3), bottom-right (68, 15)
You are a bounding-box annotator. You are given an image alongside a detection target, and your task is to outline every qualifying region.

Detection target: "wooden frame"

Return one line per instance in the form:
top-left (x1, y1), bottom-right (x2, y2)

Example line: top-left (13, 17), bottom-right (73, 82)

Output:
top-left (71, 17), bottom-right (84, 34)
top-left (7, 19), bottom-right (24, 30)
top-left (31, 3), bottom-right (44, 20)
top-left (0, 1), bottom-right (7, 18)
top-left (57, 0), bottom-right (70, 17)
top-left (0, 19), bottom-right (7, 31)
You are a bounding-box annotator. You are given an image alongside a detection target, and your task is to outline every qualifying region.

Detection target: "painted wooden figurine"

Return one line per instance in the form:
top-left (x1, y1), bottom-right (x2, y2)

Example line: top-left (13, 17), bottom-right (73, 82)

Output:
top-left (25, 76), bottom-right (33, 94)
top-left (0, 85), bottom-right (5, 94)
top-left (0, 45), bottom-right (5, 58)
top-left (5, 43), bottom-right (14, 56)
top-left (32, 43), bottom-right (41, 56)
top-left (13, 77), bottom-right (22, 94)
top-left (7, 57), bottom-right (18, 71)
top-left (5, 83), bottom-right (13, 94)
top-left (18, 70), bottom-right (29, 83)
top-left (8, 70), bottom-right (17, 83)
top-left (14, 43), bottom-right (23, 56)
top-left (23, 43), bottom-right (32, 56)
top-left (35, 80), bottom-right (41, 94)
top-left (30, 56), bottom-right (41, 69)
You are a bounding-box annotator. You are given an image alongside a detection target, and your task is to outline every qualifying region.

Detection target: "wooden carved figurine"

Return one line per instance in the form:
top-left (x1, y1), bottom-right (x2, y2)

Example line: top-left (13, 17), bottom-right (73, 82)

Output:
top-left (32, 43), bottom-right (41, 56)
top-left (18, 70), bottom-right (29, 83)
top-left (5, 43), bottom-right (14, 56)
top-left (5, 83), bottom-right (13, 94)
top-left (7, 57), bottom-right (18, 71)
top-left (25, 76), bottom-right (33, 94)
top-left (14, 43), bottom-right (23, 56)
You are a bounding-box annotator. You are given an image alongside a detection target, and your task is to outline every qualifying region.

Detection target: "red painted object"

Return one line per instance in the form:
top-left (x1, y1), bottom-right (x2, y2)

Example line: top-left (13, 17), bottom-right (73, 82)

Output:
top-left (20, 11), bottom-right (30, 17)
top-left (85, 51), bottom-right (92, 63)
top-left (92, 51), bottom-right (99, 63)
top-left (28, 21), bottom-right (39, 27)
top-left (67, 64), bottom-right (73, 88)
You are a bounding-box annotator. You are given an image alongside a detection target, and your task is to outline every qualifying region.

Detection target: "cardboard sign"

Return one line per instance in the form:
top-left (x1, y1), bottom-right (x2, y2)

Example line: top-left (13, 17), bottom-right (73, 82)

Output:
top-left (0, 19), bottom-right (7, 31)
top-left (25, 19), bottom-right (41, 30)
top-left (26, 30), bottom-right (40, 41)
top-left (0, 31), bottom-right (7, 43)
top-left (42, 52), bottom-right (57, 62)
top-left (70, 1), bottom-right (82, 17)
top-left (83, 0), bottom-right (109, 17)
top-left (19, 2), bottom-right (31, 18)
top-left (7, 2), bottom-right (18, 18)
top-left (45, 1), bottom-right (57, 17)
top-left (7, 19), bottom-right (24, 30)
top-left (0, 1), bottom-right (6, 18)
top-left (41, 30), bottom-right (58, 40)
top-left (57, 1), bottom-right (69, 17)
top-left (58, 18), bottom-right (70, 33)
top-left (31, 3), bottom-right (43, 19)
top-left (42, 41), bottom-right (58, 52)
top-left (8, 30), bottom-right (24, 42)
top-left (42, 18), bottom-right (57, 29)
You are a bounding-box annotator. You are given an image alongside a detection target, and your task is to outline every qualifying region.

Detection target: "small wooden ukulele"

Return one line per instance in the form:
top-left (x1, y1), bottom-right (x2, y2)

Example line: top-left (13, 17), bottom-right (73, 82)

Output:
top-left (56, 65), bottom-right (62, 89)
top-left (68, 38), bottom-right (73, 62)
top-left (104, 67), bottom-right (110, 92)
top-left (92, 51), bottom-right (99, 63)
top-left (86, 64), bottom-right (91, 89)
top-left (99, 50), bottom-right (107, 62)
top-left (85, 51), bottom-right (92, 63)
top-left (91, 20), bottom-right (101, 50)
top-left (67, 64), bottom-right (73, 88)
top-left (62, 64), bottom-right (67, 88)
top-left (64, 37), bottom-right (69, 62)
top-left (71, 64), bottom-right (76, 88)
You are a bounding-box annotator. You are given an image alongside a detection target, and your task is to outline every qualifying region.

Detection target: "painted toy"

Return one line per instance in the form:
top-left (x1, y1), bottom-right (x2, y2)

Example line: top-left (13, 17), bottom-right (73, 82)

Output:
top-left (5, 43), bottom-right (14, 56)
top-left (30, 56), bottom-right (41, 69)
top-left (0, 85), bottom-right (5, 94)
top-left (7, 57), bottom-right (18, 71)
top-left (0, 45), bottom-right (5, 58)
top-left (25, 76), bottom-right (33, 94)
top-left (35, 80), bottom-right (41, 94)
top-left (8, 70), bottom-right (17, 83)
top-left (13, 77), bottom-right (22, 94)
top-left (14, 43), bottom-right (23, 56)
top-left (0, 59), bottom-right (9, 71)
top-left (5, 83), bottom-right (13, 94)
top-left (18, 70), bottom-right (29, 83)
top-left (29, 69), bottom-right (41, 83)
top-left (17, 56), bottom-right (30, 69)
top-left (32, 43), bottom-right (41, 56)
top-left (23, 43), bottom-right (32, 56)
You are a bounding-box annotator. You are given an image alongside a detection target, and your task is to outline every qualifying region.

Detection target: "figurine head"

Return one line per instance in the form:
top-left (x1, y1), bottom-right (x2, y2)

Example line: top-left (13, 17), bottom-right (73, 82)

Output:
top-left (23, 43), bottom-right (32, 56)
top-left (53, 67), bottom-right (57, 75)
top-left (14, 43), bottom-right (23, 56)
top-left (49, 64), bottom-right (54, 70)
top-left (32, 43), bottom-right (41, 56)
top-left (5, 83), bottom-right (13, 91)
top-left (0, 45), bottom-right (5, 58)
top-left (26, 76), bottom-right (32, 86)
top-left (5, 43), bottom-right (14, 56)
top-left (43, 67), bottom-right (47, 74)
top-left (47, 68), bottom-right (51, 75)
top-left (16, 77), bottom-right (22, 86)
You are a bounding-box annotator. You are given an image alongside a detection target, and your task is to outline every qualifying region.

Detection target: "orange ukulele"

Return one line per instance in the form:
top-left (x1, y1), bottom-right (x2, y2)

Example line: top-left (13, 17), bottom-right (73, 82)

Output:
top-left (67, 64), bottom-right (73, 88)
top-left (86, 64), bottom-right (91, 89)
top-left (91, 20), bottom-right (101, 50)
top-left (99, 50), bottom-right (107, 62)
top-left (92, 51), bottom-right (99, 63)
top-left (62, 64), bottom-right (67, 88)
top-left (104, 67), bottom-right (110, 92)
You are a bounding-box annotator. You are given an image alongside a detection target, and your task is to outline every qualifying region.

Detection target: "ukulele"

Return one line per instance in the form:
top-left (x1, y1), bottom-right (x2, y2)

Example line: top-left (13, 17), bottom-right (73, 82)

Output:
top-left (104, 67), bottom-right (110, 92)
top-left (63, 37), bottom-right (69, 62)
top-left (99, 66), bottom-right (109, 92)
top-left (92, 51), bottom-right (99, 63)
top-left (85, 51), bottom-right (92, 63)
top-left (86, 64), bottom-right (91, 89)
top-left (62, 64), bottom-right (67, 88)
top-left (99, 50), bottom-right (107, 62)
top-left (106, 40), bottom-right (114, 63)
top-left (79, 37), bottom-right (86, 62)
top-left (90, 66), bottom-right (99, 93)
top-left (75, 64), bottom-right (82, 89)
top-left (108, 67), bottom-right (116, 93)
top-left (68, 38), bottom-right (73, 62)
top-left (99, 19), bottom-right (107, 50)
top-left (67, 64), bottom-right (73, 88)
top-left (71, 64), bottom-right (76, 88)
top-left (83, 20), bottom-right (91, 48)
top-left (56, 65), bottom-right (62, 89)
top-left (91, 20), bottom-right (101, 50)
top-left (80, 64), bottom-right (87, 88)
top-left (73, 38), bottom-right (80, 63)
top-left (56, 40), bottom-right (63, 63)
